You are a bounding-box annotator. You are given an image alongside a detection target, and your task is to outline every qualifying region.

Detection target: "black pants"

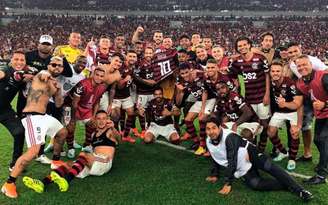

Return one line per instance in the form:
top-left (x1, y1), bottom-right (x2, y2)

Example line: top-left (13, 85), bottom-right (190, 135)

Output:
top-left (0, 108), bottom-right (25, 167)
top-left (314, 118), bottom-right (328, 177)
top-left (16, 90), bottom-right (27, 119)
top-left (243, 144), bottom-right (303, 192)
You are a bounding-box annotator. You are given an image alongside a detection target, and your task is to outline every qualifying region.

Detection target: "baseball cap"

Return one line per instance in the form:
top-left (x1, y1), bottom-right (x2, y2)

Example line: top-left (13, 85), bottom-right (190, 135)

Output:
top-left (39, 35), bottom-right (53, 45)
top-left (277, 41), bottom-right (289, 51)
top-left (179, 34), bottom-right (190, 41)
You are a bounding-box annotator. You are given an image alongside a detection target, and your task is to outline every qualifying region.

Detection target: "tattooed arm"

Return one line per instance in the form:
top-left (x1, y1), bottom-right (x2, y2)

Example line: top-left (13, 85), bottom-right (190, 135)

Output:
top-left (49, 79), bottom-right (64, 108)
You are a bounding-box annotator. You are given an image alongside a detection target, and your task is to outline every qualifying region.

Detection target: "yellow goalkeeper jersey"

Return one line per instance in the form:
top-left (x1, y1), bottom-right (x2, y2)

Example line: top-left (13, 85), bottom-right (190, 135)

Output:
top-left (53, 45), bottom-right (83, 64)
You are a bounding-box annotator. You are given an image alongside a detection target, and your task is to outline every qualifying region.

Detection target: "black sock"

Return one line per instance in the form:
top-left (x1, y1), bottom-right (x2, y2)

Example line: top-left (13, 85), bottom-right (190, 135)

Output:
top-left (7, 176), bottom-right (16, 184)
top-left (65, 173), bottom-right (75, 182)
top-left (42, 175), bottom-right (52, 185)
top-left (52, 154), bottom-right (60, 161)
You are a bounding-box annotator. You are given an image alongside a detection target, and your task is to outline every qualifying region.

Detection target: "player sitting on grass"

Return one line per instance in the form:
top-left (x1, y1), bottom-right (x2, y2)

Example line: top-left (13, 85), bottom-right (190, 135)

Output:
top-left (22, 110), bottom-right (120, 193)
top-left (143, 87), bottom-right (180, 144)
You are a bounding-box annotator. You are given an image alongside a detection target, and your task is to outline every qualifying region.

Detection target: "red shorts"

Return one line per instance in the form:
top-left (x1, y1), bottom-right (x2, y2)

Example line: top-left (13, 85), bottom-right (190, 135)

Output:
top-left (76, 106), bottom-right (93, 121)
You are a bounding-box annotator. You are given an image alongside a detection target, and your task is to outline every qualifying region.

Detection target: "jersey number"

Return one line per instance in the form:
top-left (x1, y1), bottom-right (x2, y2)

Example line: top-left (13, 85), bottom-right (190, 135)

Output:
top-left (158, 60), bottom-right (172, 76)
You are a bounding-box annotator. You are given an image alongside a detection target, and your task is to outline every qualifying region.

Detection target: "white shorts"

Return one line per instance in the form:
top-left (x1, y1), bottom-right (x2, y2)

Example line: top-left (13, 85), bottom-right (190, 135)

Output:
top-left (99, 91), bottom-right (109, 111)
top-left (269, 112), bottom-right (298, 128)
top-left (146, 122), bottom-right (178, 141)
top-left (21, 114), bottom-right (64, 148)
top-left (112, 97), bottom-right (134, 110)
top-left (76, 153), bottom-right (113, 178)
top-left (251, 103), bottom-right (270, 120)
top-left (137, 94), bottom-right (154, 108)
top-left (225, 121), bottom-right (263, 136)
top-left (189, 98), bottom-right (216, 115)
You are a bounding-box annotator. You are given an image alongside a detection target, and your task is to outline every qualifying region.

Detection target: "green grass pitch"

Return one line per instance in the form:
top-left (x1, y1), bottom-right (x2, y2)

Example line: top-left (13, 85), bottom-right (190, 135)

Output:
top-left (0, 85), bottom-right (327, 204)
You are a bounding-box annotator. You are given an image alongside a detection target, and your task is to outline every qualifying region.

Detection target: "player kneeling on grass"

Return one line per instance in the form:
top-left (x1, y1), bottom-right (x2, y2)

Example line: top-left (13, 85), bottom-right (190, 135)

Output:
top-left (22, 110), bottom-right (120, 193)
top-left (213, 80), bottom-right (263, 142)
top-left (205, 117), bottom-right (313, 202)
top-left (143, 87), bottom-right (180, 144)
top-left (267, 61), bottom-right (303, 171)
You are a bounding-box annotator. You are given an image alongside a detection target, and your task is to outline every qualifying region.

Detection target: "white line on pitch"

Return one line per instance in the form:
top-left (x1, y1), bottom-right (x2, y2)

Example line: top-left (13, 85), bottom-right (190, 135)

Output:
top-left (156, 140), bottom-right (313, 180)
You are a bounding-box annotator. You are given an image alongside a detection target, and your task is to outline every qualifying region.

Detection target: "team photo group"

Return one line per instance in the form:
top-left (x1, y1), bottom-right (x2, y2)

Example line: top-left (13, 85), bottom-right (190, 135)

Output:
top-left (1, 22), bottom-right (328, 202)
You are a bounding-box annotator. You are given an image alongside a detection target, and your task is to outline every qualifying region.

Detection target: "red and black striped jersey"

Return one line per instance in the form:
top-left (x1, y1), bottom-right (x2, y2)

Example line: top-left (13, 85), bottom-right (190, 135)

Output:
top-left (228, 53), bottom-right (269, 104)
top-left (271, 77), bottom-right (300, 113)
top-left (147, 98), bottom-right (174, 126)
top-left (152, 49), bottom-right (179, 82)
top-left (204, 72), bottom-right (235, 99)
top-left (134, 59), bottom-right (157, 95)
top-left (214, 91), bottom-right (258, 122)
top-left (114, 64), bottom-right (133, 99)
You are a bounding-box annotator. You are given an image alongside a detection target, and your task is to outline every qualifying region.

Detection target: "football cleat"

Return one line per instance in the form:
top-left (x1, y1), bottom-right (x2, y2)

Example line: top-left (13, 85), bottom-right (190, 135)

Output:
top-left (73, 141), bottom-right (82, 149)
top-left (35, 154), bottom-right (52, 164)
top-left (194, 146), bottom-right (206, 156)
top-left (67, 149), bottom-right (75, 159)
top-left (81, 145), bottom-right (93, 153)
top-left (23, 176), bottom-right (44, 193)
top-left (273, 152), bottom-right (288, 162)
top-left (287, 160), bottom-right (296, 171)
top-left (1, 182), bottom-right (17, 198)
top-left (50, 171), bottom-right (69, 192)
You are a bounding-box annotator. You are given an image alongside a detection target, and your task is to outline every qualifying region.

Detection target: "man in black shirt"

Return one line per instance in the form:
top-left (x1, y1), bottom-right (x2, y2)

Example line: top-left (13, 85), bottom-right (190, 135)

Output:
top-left (17, 35), bottom-right (54, 118)
top-left (21, 35), bottom-right (73, 164)
top-left (19, 35), bottom-right (73, 117)
top-left (0, 50), bottom-right (28, 170)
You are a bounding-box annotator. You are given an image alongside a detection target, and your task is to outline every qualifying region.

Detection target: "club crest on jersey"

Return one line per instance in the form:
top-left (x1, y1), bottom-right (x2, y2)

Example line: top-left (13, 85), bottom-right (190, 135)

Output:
top-left (281, 89), bottom-right (286, 96)
top-left (63, 82), bottom-right (73, 91)
top-left (234, 96), bottom-right (242, 105)
top-left (252, 63), bottom-right (258, 70)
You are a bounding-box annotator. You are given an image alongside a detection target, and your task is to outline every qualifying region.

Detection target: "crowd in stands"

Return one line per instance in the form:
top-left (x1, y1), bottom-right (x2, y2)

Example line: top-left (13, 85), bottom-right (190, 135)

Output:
top-left (0, 14), bottom-right (327, 62)
top-left (5, 0), bottom-right (328, 11)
